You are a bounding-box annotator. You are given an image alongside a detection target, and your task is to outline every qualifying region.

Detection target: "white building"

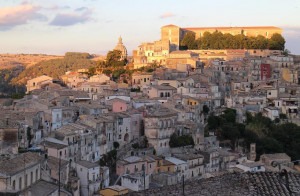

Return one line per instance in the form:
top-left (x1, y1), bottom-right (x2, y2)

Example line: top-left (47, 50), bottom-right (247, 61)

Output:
top-left (235, 162), bottom-right (265, 172)
top-left (263, 107), bottom-right (279, 121)
top-left (121, 173), bottom-right (149, 192)
top-left (165, 157), bottom-right (189, 180)
top-left (76, 160), bottom-right (101, 196)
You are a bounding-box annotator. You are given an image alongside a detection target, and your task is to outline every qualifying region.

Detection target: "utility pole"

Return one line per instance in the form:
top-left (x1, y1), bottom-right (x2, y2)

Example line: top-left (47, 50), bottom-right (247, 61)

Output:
top-left (143, 165), bottom-right (146, 195)
top-left (58, 154), bottom-right (61, 196)
top-left (182, 174), bottom-right (185, 196)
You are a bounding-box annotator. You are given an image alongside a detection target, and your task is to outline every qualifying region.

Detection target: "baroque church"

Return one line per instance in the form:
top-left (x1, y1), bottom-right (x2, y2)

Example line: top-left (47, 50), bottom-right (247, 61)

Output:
top-left (114, 36), bottom-right (127, 60)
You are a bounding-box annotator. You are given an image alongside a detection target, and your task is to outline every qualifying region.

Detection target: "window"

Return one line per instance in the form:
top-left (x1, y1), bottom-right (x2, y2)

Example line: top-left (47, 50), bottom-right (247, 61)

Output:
top-left (36, 169), bottom-right (38, 180)
top-left (25, 174), bottom-right (27, 187)
top-left (118, 118), bottom-right (123, 125)
top-left (19, 177), bottom-right (22, 190)
top-left (31, 171), bottom-right (33, 183)
top-left (142, 164), bottom-right (145, 171)
top-left (12, 180), bottom-right (15, 190)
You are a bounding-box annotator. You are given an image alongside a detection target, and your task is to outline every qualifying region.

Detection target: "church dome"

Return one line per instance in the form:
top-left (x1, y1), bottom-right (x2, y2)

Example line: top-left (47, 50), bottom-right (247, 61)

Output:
top-left (114, 36), bottom-right (127, 60)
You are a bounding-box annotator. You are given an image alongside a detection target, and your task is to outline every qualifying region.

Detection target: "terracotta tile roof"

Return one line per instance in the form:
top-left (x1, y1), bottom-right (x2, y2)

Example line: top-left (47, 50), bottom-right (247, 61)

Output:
top-left (128, 172), bottom-right (300, 196)
top-left (183, 26), bottom-right (281, 30)
top-left (0, 152), bottom-right (43, 176)
top-left (21, 180), bottom-right (58, 196)
top-left (77, 160), bottom-right (99, 169)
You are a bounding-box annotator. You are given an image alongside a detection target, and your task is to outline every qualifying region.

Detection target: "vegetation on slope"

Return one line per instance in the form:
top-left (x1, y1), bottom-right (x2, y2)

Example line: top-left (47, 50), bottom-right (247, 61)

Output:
top-left (0, 66), bottom-right (25, 97)
top-left (207, 109), bottom-right (300, 160)
top-left (12, 52), bottom-right (97, 85)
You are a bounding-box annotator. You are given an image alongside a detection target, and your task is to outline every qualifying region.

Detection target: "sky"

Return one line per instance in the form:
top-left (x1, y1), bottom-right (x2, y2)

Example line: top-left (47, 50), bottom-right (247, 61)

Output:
top-left (0, 0), bottom-right (300, 55)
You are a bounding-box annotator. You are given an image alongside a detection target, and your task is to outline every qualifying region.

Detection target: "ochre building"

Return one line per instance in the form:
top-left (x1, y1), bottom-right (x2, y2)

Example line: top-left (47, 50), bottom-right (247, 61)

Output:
top-left (161, 24), bottom-right (282, 50)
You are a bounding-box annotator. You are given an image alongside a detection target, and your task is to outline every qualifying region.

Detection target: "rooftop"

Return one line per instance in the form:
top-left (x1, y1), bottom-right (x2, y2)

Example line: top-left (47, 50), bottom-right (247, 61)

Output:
top-left (127, 172), bottom-right (300, 196)
top-left (261, 153), bottom-right (291, 160)
top-left (106, 185), bottom-right (128, 192)
top-left (23, 180), bottom-right (58, 196)
top-left (151, 84), bottom-right (177, 91)
top-left (77, 160), bottom-right (99, 169)
top-left (0, 152), bottom-right (43, 176)
top-left (165, 157), bottom-right (187, 165)
top-left (240, 162), bottom-right (264, 168)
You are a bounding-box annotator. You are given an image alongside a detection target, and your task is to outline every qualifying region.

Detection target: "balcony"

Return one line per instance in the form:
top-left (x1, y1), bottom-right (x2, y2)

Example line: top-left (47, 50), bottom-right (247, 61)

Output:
top-left (89, 177), bottom-right (102, 184)
top-left (190, 163), bottom-right (203, 168)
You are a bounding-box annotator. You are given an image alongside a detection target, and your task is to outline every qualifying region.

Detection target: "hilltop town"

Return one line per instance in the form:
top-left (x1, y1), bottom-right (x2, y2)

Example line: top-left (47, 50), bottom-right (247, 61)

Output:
top-left (0, 25), bottom-right (300, 196)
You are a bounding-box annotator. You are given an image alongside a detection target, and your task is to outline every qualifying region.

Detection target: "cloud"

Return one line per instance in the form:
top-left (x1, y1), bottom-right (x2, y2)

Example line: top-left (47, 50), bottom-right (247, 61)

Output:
top-left (46, 5), bottom-right (70, 10)
top-left (0, 4), bottom-right (46, 30)
top-left (75, 7), bottom-right (89, 12)
top-left (160, 12), bottom-right (176, 19)
top-left (49, 9), bottom-right (92, 26)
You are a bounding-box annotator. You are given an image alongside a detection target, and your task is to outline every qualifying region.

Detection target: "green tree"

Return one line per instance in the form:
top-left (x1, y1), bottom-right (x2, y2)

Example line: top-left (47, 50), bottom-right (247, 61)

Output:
top-left (220, 108), bottom-right (236, 123)
top-left (279, 113), bottom-right (287, 119)
top-left (203, 105), bottom-right (210, 115)
top-left (207, 115), bottom-right (222, 130)
top-left (282, 49), bottom-right (291, 56)
top-left (180, 32), bottom-right (197, 50)
top-left (113, 141), bottom-right (120, 149)
top-left (199, 32), bottom-right (212, 49)
top-left (169, 133), bottom-right (194, 147)
top-left (106, 50), bottom-right (126, 68)
top-left (269, 33), bottom-right (285, 50)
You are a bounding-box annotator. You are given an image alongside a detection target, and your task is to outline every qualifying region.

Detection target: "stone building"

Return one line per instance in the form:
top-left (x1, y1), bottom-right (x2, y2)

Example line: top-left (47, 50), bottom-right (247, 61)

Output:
top-left (144, 106), bottom-right (177, 155)
top-left (161, 24), bottom-right (282, 51)
top-left (0, 152), bottom-right (43, 193)
top-left (26, 75), bottom-right (54, 93)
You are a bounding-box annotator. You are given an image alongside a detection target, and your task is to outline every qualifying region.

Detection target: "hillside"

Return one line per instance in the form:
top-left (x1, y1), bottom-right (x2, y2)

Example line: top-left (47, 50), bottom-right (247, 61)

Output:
top-left (0, 54), bottom-right (63, 69)
top-left (0, 66), bottom-right (25, 97)
top-left (11, 52), bottom-right (99, 85)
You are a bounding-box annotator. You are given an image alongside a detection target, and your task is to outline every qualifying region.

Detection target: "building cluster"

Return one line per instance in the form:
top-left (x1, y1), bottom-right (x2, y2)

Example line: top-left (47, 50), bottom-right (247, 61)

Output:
top-left (0, 24), bottom-right (299, 196)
